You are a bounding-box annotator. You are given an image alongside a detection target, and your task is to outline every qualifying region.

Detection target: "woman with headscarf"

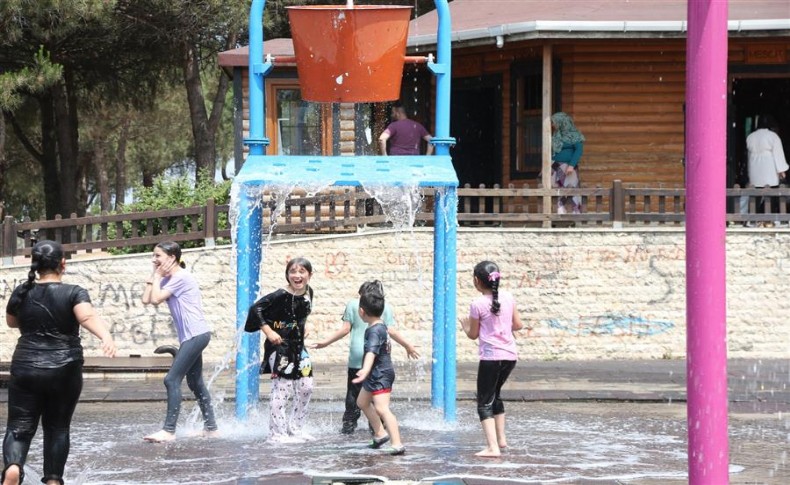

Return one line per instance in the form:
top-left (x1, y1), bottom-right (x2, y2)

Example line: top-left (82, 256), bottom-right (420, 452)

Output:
top-left (551, 112), bottom-right (586, 214)
top-left (3, 240), bottom-right (116, 485)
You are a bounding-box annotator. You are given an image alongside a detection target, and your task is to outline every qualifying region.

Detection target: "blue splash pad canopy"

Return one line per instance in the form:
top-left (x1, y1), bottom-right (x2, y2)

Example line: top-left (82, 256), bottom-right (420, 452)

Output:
top-left (237, 0), bottom-right (458, 422)
top-left (235, 155), bottom-right (458, 188)
top-left (233, 154), bottom-right (459, 420)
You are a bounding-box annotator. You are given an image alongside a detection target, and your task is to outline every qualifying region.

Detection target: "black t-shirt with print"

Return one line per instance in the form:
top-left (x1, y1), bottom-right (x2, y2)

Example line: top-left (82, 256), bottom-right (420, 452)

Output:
top-left (245, 288), bottom-right (313, 379)
top-left (364, 322), bottom-right (394, 385)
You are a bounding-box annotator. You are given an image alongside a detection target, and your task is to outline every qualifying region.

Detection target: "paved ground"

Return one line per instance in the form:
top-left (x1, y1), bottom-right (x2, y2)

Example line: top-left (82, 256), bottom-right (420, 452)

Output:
top-left (0, 358), bottom-right (788, 484)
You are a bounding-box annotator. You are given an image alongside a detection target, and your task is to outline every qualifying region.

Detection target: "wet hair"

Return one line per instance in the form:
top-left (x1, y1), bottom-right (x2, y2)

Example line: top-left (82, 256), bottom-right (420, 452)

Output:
top-left (8, 240), bottom-right (64, 312)
top-left (155, 241), bottom-right (186, 269)
top-left (359, 281), bottom-right (385, 318)
top-left (756, 114), bottom-right (779, 132)
top-left (285, 257), bottom-right (314, 301)
top-left (358, 280), bottom-right (385, 296)
top-left (473, 260), bottom-right (501, 315)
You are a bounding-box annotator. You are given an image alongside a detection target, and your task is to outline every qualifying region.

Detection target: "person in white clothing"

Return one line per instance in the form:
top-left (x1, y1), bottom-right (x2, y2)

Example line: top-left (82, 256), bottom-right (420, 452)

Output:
top-left (747, 114), bottom-right (788, 188)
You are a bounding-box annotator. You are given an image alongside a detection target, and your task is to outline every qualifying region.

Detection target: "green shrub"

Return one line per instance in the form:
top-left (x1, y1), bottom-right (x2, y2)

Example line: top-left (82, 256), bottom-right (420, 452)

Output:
top-left (108, 172), bottom-right (231, 254)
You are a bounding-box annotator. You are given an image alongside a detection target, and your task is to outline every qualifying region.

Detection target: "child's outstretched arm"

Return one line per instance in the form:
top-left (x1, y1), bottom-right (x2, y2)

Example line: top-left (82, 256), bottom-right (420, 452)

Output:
top-left (387, 328), bottom-right (420, 359)
top-left (311, 321), bottom-right (352, 349)
top-left (460, 316), bottom-right (480, 340)
top-left (352, 351), bottom-right (375, 384)
top-left (512, 309), bottom-right (525, 332)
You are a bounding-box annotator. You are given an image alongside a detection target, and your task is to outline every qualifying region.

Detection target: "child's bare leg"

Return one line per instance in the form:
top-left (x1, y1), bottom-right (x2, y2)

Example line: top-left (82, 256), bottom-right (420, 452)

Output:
top-left (372, 393), bottom-right (401, 447)
top-left (494, 413), bottom-right (507, 449)
top-left (476, 418), bottom-right (501, 457)
top-left (357, 390), bottom-right (385, 438)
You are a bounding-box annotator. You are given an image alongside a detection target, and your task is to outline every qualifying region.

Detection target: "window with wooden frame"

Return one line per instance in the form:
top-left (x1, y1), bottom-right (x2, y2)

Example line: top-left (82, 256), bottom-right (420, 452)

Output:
top-left (510, 60), bottom-right (561, 179)
top-left (266, 79), bottom-right (334, 156)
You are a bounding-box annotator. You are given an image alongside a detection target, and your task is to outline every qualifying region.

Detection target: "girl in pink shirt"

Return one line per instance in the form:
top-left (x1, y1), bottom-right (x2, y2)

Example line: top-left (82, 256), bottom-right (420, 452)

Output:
top-left (461, 261), bottom-right (524, 457)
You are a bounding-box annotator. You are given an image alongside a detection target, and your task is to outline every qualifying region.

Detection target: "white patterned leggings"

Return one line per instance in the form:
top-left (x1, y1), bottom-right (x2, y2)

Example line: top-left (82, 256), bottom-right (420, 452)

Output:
top-left (269, 377), bottom-right (314, 437)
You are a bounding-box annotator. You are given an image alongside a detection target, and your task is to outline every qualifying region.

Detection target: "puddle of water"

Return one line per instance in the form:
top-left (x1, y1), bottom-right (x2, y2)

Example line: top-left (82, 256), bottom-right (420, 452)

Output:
top-left (3, 401), bottom-right (712, 484)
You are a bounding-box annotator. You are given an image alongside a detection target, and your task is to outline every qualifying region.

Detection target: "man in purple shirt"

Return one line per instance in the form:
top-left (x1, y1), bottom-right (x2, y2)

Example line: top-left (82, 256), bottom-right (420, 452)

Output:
top-left (379, 102), bottom-right (434, 156)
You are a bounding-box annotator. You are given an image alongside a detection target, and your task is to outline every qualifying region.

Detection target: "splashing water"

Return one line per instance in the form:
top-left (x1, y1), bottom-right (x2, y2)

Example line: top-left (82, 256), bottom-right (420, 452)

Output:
top-left (361, 182), bottom-right (424, 231)
top-left (36, 401), bottom-right (767, 483)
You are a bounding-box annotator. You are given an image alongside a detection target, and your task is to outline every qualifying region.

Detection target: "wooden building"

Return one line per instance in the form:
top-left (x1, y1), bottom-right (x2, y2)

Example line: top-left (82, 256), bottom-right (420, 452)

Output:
top-left (219, 0), bottom-right (790, 191)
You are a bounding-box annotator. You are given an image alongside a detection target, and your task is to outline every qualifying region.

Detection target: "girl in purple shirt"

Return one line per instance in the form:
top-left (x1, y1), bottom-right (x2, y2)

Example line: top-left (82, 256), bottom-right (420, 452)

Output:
top-left (461, 261), bottom-right (524, 457)
top-left (141, 241), bottom-right (217, 443)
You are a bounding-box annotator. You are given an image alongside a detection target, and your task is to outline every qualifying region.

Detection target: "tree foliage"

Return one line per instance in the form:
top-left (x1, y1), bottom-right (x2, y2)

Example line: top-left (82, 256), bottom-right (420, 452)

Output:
top-left (115, 0), bottom-right (249, 185)
top-left (0, 1), bottom-right (245, 221)
top-left (0, 0), bottom-right (169, 220)
top-left (108, 172), bottom-right (232, 254)
top-left (0, 47), bottom-right (62, 113)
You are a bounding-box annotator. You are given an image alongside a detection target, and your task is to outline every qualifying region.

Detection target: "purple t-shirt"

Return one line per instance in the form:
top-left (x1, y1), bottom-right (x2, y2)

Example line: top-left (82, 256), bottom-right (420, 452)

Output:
top-left (469, 291), bottom-right (518, 361)
top-left (384, 119), bottom-right (430, 155)
top-left (161, 270), bottom-right (211, 343)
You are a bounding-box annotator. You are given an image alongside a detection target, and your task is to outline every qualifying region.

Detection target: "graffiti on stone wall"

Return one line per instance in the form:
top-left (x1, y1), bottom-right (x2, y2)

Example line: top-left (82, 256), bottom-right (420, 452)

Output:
top-left (324, 251), bottom-right (348, 278)
top-left (0, 278), bottom-right (24, 301)
top-left (544, 314), bottom-right (674, 337)
top-left (91, 278), bottom-right (178, 349)
top-left (508, 249), bottom-right (576, 289)
top-left (646, 256), bottom-right (674, 305)
top-left (107, 308), bottom-right (178, 347)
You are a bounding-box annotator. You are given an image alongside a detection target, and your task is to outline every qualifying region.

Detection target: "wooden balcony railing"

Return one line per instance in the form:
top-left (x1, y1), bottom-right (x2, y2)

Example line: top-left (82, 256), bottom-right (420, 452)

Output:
top-left (2, 181), bottom-right (789, 265)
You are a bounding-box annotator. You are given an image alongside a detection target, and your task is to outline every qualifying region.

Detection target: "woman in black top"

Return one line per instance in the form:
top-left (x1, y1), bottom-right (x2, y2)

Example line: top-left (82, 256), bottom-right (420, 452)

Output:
top-left (3, 241), bottom-right (116, 485)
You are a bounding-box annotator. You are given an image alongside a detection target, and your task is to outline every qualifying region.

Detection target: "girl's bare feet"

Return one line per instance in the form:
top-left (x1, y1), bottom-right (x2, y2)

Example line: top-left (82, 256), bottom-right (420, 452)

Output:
top-left (3, 464), bottom-right (21, 485)
top-left (475, 447), bottom-right (502, 457)
top-left (498, 441), bottom-right (508, 450)
top-left (202, 429), bottom-right (220, 438)
top-left (143, 430), bottom-right (176, 443)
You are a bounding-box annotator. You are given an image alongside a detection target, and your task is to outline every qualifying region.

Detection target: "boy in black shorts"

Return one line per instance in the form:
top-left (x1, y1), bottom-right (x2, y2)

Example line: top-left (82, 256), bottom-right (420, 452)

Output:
top-left (351, 282), bottom-right (406, 455)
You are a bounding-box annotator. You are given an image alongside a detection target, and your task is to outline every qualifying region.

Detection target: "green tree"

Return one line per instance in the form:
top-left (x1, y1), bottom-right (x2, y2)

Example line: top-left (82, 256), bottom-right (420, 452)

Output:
top-left (115, 0), bottom-right (249, 185)
top-left (80, 84), bottom-right (193, 213)
top-left (0, 0), bottom-right (166, 219)
top-left (109, 172), bottom-right (232, 254)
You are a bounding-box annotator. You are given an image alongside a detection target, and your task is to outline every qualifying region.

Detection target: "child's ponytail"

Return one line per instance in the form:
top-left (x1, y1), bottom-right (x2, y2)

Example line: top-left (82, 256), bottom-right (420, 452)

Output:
top-left (8, 240), bottom-right (64, 312)
top-left (490, 274), bottom-right (501, 315)
top-left (473, 260), bottom-right (502, 315)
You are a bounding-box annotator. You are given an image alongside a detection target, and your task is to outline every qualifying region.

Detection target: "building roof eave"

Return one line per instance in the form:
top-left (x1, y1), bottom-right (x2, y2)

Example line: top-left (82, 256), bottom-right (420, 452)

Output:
top-left (407, 19), bottom-right (790, 51)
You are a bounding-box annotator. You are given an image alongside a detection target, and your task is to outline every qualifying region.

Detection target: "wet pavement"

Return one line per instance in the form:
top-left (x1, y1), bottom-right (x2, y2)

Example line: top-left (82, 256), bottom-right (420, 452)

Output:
top-left (0, 358), bottom-right (788, 484)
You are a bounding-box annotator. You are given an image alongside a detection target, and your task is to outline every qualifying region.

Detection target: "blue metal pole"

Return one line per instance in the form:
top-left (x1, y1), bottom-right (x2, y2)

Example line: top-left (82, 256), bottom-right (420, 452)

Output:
top-left (429, 0), bottom-right (455, 156)
top-left (428, 0), bottom-right (456, 417)
top-left (235, 187), bottom-right (263, 419)
top-left (247, 0), bottom-right (271, 155)
top-left (432, 190), bottom-right (446, 409)
top-left (442, 186), bottom-right (458, 421)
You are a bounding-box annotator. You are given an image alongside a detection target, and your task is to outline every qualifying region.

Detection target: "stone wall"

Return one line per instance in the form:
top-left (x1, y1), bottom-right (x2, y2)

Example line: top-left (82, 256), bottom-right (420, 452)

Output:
top-left (1, 228), bottom-right (787, 364)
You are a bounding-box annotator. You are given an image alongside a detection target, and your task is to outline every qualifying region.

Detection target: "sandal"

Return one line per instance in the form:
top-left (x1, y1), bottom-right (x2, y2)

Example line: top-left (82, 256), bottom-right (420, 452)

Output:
top-left (368, 434), bottom-right (390, 449)
top-left (386, 445), bottom-right (406, 456)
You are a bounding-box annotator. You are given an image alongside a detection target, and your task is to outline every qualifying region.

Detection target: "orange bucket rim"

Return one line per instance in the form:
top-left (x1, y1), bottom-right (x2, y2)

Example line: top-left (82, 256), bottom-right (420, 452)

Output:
top-left (286, 5), bottom-right (413, 11)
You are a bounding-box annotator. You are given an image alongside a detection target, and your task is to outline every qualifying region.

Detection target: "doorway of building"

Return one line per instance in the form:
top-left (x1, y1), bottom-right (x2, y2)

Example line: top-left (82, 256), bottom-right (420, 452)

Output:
top-left (728, 77), bottom-right (790, 187)
top-left (450, 75), bottom-right (502, 189)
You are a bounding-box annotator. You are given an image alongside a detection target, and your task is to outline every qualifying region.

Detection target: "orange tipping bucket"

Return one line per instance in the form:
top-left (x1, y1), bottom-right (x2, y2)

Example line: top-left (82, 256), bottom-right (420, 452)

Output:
top-left (287, 5), bottom-right (413, 103)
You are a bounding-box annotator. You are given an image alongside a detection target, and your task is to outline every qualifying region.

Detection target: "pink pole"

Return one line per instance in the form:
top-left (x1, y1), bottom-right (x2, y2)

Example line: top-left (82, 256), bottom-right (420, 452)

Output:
top-left (686, 1), bottom-right (729, 484)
